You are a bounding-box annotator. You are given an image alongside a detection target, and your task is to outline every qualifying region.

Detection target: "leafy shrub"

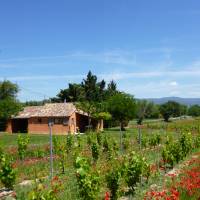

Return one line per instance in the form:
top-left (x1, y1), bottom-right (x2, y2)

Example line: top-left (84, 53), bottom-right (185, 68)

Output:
top-left (171, 142), bottom-right (183, 163)
top-left (17, 134), bottom-right (30, 160)
top-left (106, 167), bottom-right (121, 200)
top-left (149, 133), bottom-right (161, 148)
top-left (179, 132), bottom-right (192, 157)
top-left (91, 142), bottom-right (99, 162)
top-left (0, 156), bottom-right (16, 189)
top-left (162, 140), bottom-right (185, 169)
top-left (162, 143), bottom-right (178, 169)
top-left (124, 152), bottom-right (148, 193)
top-left (75, 156), bottom-right (100, 200)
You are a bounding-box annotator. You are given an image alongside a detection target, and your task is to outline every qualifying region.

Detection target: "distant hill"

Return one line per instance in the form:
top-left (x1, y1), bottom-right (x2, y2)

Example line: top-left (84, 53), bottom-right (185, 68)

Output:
top-left (143, 97), bottom-right (200, 106)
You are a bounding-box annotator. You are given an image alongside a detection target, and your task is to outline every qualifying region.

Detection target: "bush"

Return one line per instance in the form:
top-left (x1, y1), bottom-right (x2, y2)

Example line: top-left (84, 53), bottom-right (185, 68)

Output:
top-left (106, 167), bottom-right (121, 200)
top-left (170, 142), bottom-right (182, 164)
top-left (162, 134), bottom-right (192, 169)
top-left (91, 142), bottom-right (99, 162)
top-left (179, 132), bottom-right (192, 157)
top-left (149, 133), bottom-right (161, 148)
top-left (0, 156), bottom-right (16, 189)
top-left (124, 152), bottom-right (148, 193)
top-left (75, 156), bottom-right (100, 200)
top-left (17, 134), bottom-right (30, 160)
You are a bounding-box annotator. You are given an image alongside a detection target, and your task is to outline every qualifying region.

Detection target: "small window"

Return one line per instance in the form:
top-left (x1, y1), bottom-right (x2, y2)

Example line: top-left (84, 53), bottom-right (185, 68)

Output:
top-left (38, 118), bottom-right (42, 124)
top-left (54, 118), bottom-right (63, 124)
top-left (63, 118), bottom-right (69, 126)
top-left (48, 118), bottom-right (54, 125)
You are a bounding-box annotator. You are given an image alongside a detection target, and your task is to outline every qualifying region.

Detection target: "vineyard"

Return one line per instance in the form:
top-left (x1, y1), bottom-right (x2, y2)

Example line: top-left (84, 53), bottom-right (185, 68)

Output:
top-left (0, 119), bottom-right (200, 200)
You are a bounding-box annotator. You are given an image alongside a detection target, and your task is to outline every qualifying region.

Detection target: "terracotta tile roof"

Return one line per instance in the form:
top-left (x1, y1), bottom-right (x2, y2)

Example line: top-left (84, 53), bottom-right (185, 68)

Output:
top-left (13, 103), bottom-right (86, 118)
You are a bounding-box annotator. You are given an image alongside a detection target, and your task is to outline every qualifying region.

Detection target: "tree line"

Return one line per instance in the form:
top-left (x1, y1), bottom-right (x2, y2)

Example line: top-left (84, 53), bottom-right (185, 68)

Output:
top-left (1, 71), bottom-right (200, 131)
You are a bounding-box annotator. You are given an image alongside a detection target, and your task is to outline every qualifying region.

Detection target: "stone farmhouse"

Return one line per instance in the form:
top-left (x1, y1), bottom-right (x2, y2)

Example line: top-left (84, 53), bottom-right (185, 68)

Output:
top-left (6, 103), bottom-right (89, 134)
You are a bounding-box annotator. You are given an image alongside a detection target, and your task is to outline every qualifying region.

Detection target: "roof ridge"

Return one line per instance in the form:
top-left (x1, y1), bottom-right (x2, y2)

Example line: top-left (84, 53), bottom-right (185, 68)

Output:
top-left (13, 102), bottom-right (81, 118)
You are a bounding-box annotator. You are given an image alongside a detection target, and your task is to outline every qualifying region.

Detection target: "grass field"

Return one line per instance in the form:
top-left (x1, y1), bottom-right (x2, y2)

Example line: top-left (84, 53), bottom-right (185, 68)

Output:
top-left (0, 119), bottom-right (200, 199)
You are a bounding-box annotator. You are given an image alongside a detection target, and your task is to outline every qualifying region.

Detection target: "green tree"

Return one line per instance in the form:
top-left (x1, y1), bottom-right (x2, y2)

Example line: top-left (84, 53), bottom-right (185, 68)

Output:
top-left (147, 103), bottom-right (160, 119)
top-left (0, 80), bottom-right (19, 100)
top-left (107, 93), bottom-right (136, 130)
top-left (159, 101), bottom-right (181, 122)
top-left (97, 79), bottom-right (106, 101)
top-left (188, 105), bottom-right (200, 117)
top-left (107, 80), bottom-right (117, 96)
top-left (180, 104), bottom-right (188, 116)
top-left (82, 71), bottom-right (98, 102)
top-left (56, 83), bottom-right (84, 102)
top-left (0, 81), bottom-right (21, 131)
top-left (54, 71), bottom-right (116, 103)
top-left (0, 98), bottom-right (21, 120)
top-left (135, 100), bottom-right (157, 124)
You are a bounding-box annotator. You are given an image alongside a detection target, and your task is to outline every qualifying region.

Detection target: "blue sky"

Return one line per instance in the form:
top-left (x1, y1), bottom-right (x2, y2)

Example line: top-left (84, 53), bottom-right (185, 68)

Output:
top-left (0, 0), bottom-right (200, 101)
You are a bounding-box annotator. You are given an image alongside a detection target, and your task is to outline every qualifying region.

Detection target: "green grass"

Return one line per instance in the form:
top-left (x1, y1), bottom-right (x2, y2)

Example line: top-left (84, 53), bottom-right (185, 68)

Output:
top-left (0, 133), bottom-right (50, 147)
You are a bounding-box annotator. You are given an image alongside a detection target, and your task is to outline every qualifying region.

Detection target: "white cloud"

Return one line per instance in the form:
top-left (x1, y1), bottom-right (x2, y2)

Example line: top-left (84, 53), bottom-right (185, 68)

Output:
top-left (169, 81), bottom-right (178, 86)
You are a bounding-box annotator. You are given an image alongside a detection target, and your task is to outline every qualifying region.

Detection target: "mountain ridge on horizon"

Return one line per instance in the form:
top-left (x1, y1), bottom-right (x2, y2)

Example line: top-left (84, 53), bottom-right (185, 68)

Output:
top-left (141, 96), bottom-right (200, 106)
